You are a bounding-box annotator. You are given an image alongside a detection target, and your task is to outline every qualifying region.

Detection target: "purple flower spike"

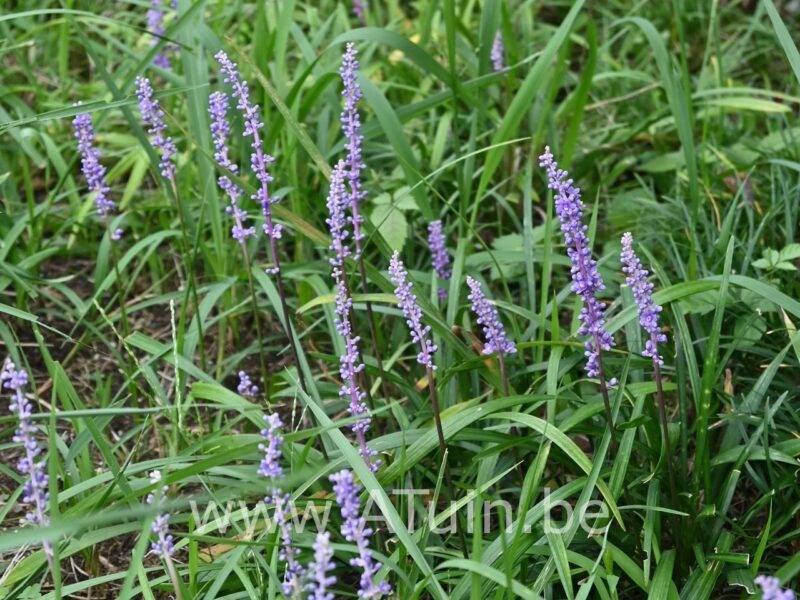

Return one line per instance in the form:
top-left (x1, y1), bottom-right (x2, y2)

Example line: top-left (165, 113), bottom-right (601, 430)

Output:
top-left (307, 531), bottom-right (336, 600)
top-left (215, 51), bottom-right (283, 246)
top-left (146, 470), bottom-right (175, 557)
top-left (135, 76), bottom-right (177, 180)
top-left (539, 146), bottom-right (614, 380)
top-left (389, 252), bottom-right (437, 371)
top-left (352, 0), bottom-right (367, 23)
top-left (147, 0), bottom-right (174, 69)
top-left (427, 220), bottom-right (451, 299)
top-left (466, 276), bottom-right (516, 356)
top-left (208, 90), bottom-right (256, 243)
top-left (258, 412), bottom-right (305, 595)
top-left (329, 470), bottom-right (391, 599)
top-left (756, 575), bottom-right (796, 600)
top-left (72, 110), bottom-right (117, 220)
top-left (620, 232), bottom-right (667, 366)
top-left (326, 162), bottom-right (379, 472)
top-left (258, 413), bottom-right (284, 480)
top-left (2, 360), bottom-right (52, 557)
top-left (237, 371), bottom-right (259, 397)
top-left (340, 43), bottom-right (367, 261)
top-left (490, 31), bottom-right (505, 72)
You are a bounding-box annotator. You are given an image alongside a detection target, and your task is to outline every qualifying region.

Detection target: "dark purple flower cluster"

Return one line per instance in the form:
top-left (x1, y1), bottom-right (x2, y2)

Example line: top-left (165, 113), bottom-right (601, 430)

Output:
top-left (329, 470), bottom-right (391, 599)
top-left (620, 232), bottom-right (667, 366)
top-left (539, 146), bottom-right (614, 381)
top-left (208, 90), bottom-right (256, 243)
top-left (2, 360), bottom-right (52, 556)
top-left (327, 162), bottom-right (378, 472)
top-left (72, 109), bottom-right (122, 239)
top-left (135, 76), bottom-right (177, 180)
top-left (427, 220), bottom-right (451, 299)
top-left (216, 51), bottom-right (284, 250)
top-left (340, 43), bottom-right (367, 260)
top-left (389, 252), bottom-right (437, 371)
top-left (466, 276), bottom-right (516, 356)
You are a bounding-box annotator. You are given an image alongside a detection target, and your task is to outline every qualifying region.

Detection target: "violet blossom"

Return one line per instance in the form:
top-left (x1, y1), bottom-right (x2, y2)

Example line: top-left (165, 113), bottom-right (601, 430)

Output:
top-left (327, 162), bottom-right (378, 472)
top-left (2, 359), bottom-right (52, 557)
top-left (490, 31), bottom-right (505, 72)
top-left (259, 413), bottom-right (304, 596)
top-left (147, 0), bottom-right (174, 69)
top-left (352, 0), bottom-right (367, 23)
top-left (620, 232), bottom-right (667, 366)
top-left (756, 575), bottom-right (796, 600)
top-left (388, 251), bottom-right (437, 371)
top-left (329, 470), bottom-right (391, 599)
top-left (539, 146), bottom-right (615, 382)
top-left (466, 276), bottom-right (516, 356)
top-left (146, 470), bottom-right (175, 557)
top-left (237, 371), bottom-right (259, 397)
top-left (427, 220), bottom-right (451, 299)
top-left (208, 90), bottom-right (256, 243)
top-left (340, 43), bottom-right (367, 260)
top-left (135, 76), bottom-right (177, 180)
top-left (72, 109), bottom-right (122, 239)
top-left (215, 51), bottom-right (284, 253)
top-left (306, 531), bottom-right (336, 600)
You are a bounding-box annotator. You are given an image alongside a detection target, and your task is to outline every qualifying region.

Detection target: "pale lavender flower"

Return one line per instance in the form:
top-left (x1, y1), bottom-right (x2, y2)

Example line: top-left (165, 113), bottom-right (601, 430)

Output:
top-left (352, 0), bottom-right (367, 23)
top-left (539, 146), bottom-right (614, 381)
top-left (135, 76), bottom-right (177, 180)
top-left (208, 90), bottom-right (256, 243)
top-left (340, 43), bottom-right (367, 260)
top-left (237, 371), bottom-right (259, 397)
top-left (258, 413), bottom-right (284, 479)
top-left (389, 252), bottom-right (437, 371)
top-left (72, 110), bottom-right (117, 220)
top-left (216, 51), bottom-right (284, 251)
top-left (329, 470), bottom-right (391, 599)
top-left (2, 360), bottom-right (52, 557)
top-left (326, 163), bottom-right (378, 472)
top-left (756, 575), bottom-right (796, 600)
top-left (427, 220), bottom-right (451, 299)
top-left (147, 0), bottom-right (172, 69)
top-left (490, 31), bottom-right (505, 72)
top-left (146, 470), bottom-right (175, 557)
top-left (620, 232), bottom-right (667, 366)
top-left (258, 413), bottom-right (304, 595)
top-left (466, 276), bottom-right (516, 356)
top-left (306, 531), bottom-right (336, 600)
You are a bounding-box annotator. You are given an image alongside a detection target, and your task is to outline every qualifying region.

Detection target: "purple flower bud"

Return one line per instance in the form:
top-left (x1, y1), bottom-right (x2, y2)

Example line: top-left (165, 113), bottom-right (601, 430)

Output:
top-left (756, 575), bottom-right (796, 600)
top-left (146, 470), bottom-right (174, 557)
top-left (72, 110), bottom-right (117, 220)
top-left (388, 252), bottom-right (437, 371)
top-left (326, 162), bottom-right (378, 472)
top-left (539, 146), bottom-right (615, 380)
top-left (466, 276), bottom-right (516, 356)
top-left (307, 531), bottom-right (336, 600)
top-left (208, 90), bottom-right (257, 243)
top-left (329, 470), bottom-right (391, 599)
top-left (2, 359), bottom-right (52, 557)
top-left (620, 232), bottom-right (667, 366)
top-left (427, 220), bottom-right (451, 299)
top-left (215, 51), bottom-right (283, 245)
top-left (135, 76), bottom-right (177, 180)
top-left (490, 31), bottom-right (505, 72)
top-left (340, 43), bottom-right (367, 260)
